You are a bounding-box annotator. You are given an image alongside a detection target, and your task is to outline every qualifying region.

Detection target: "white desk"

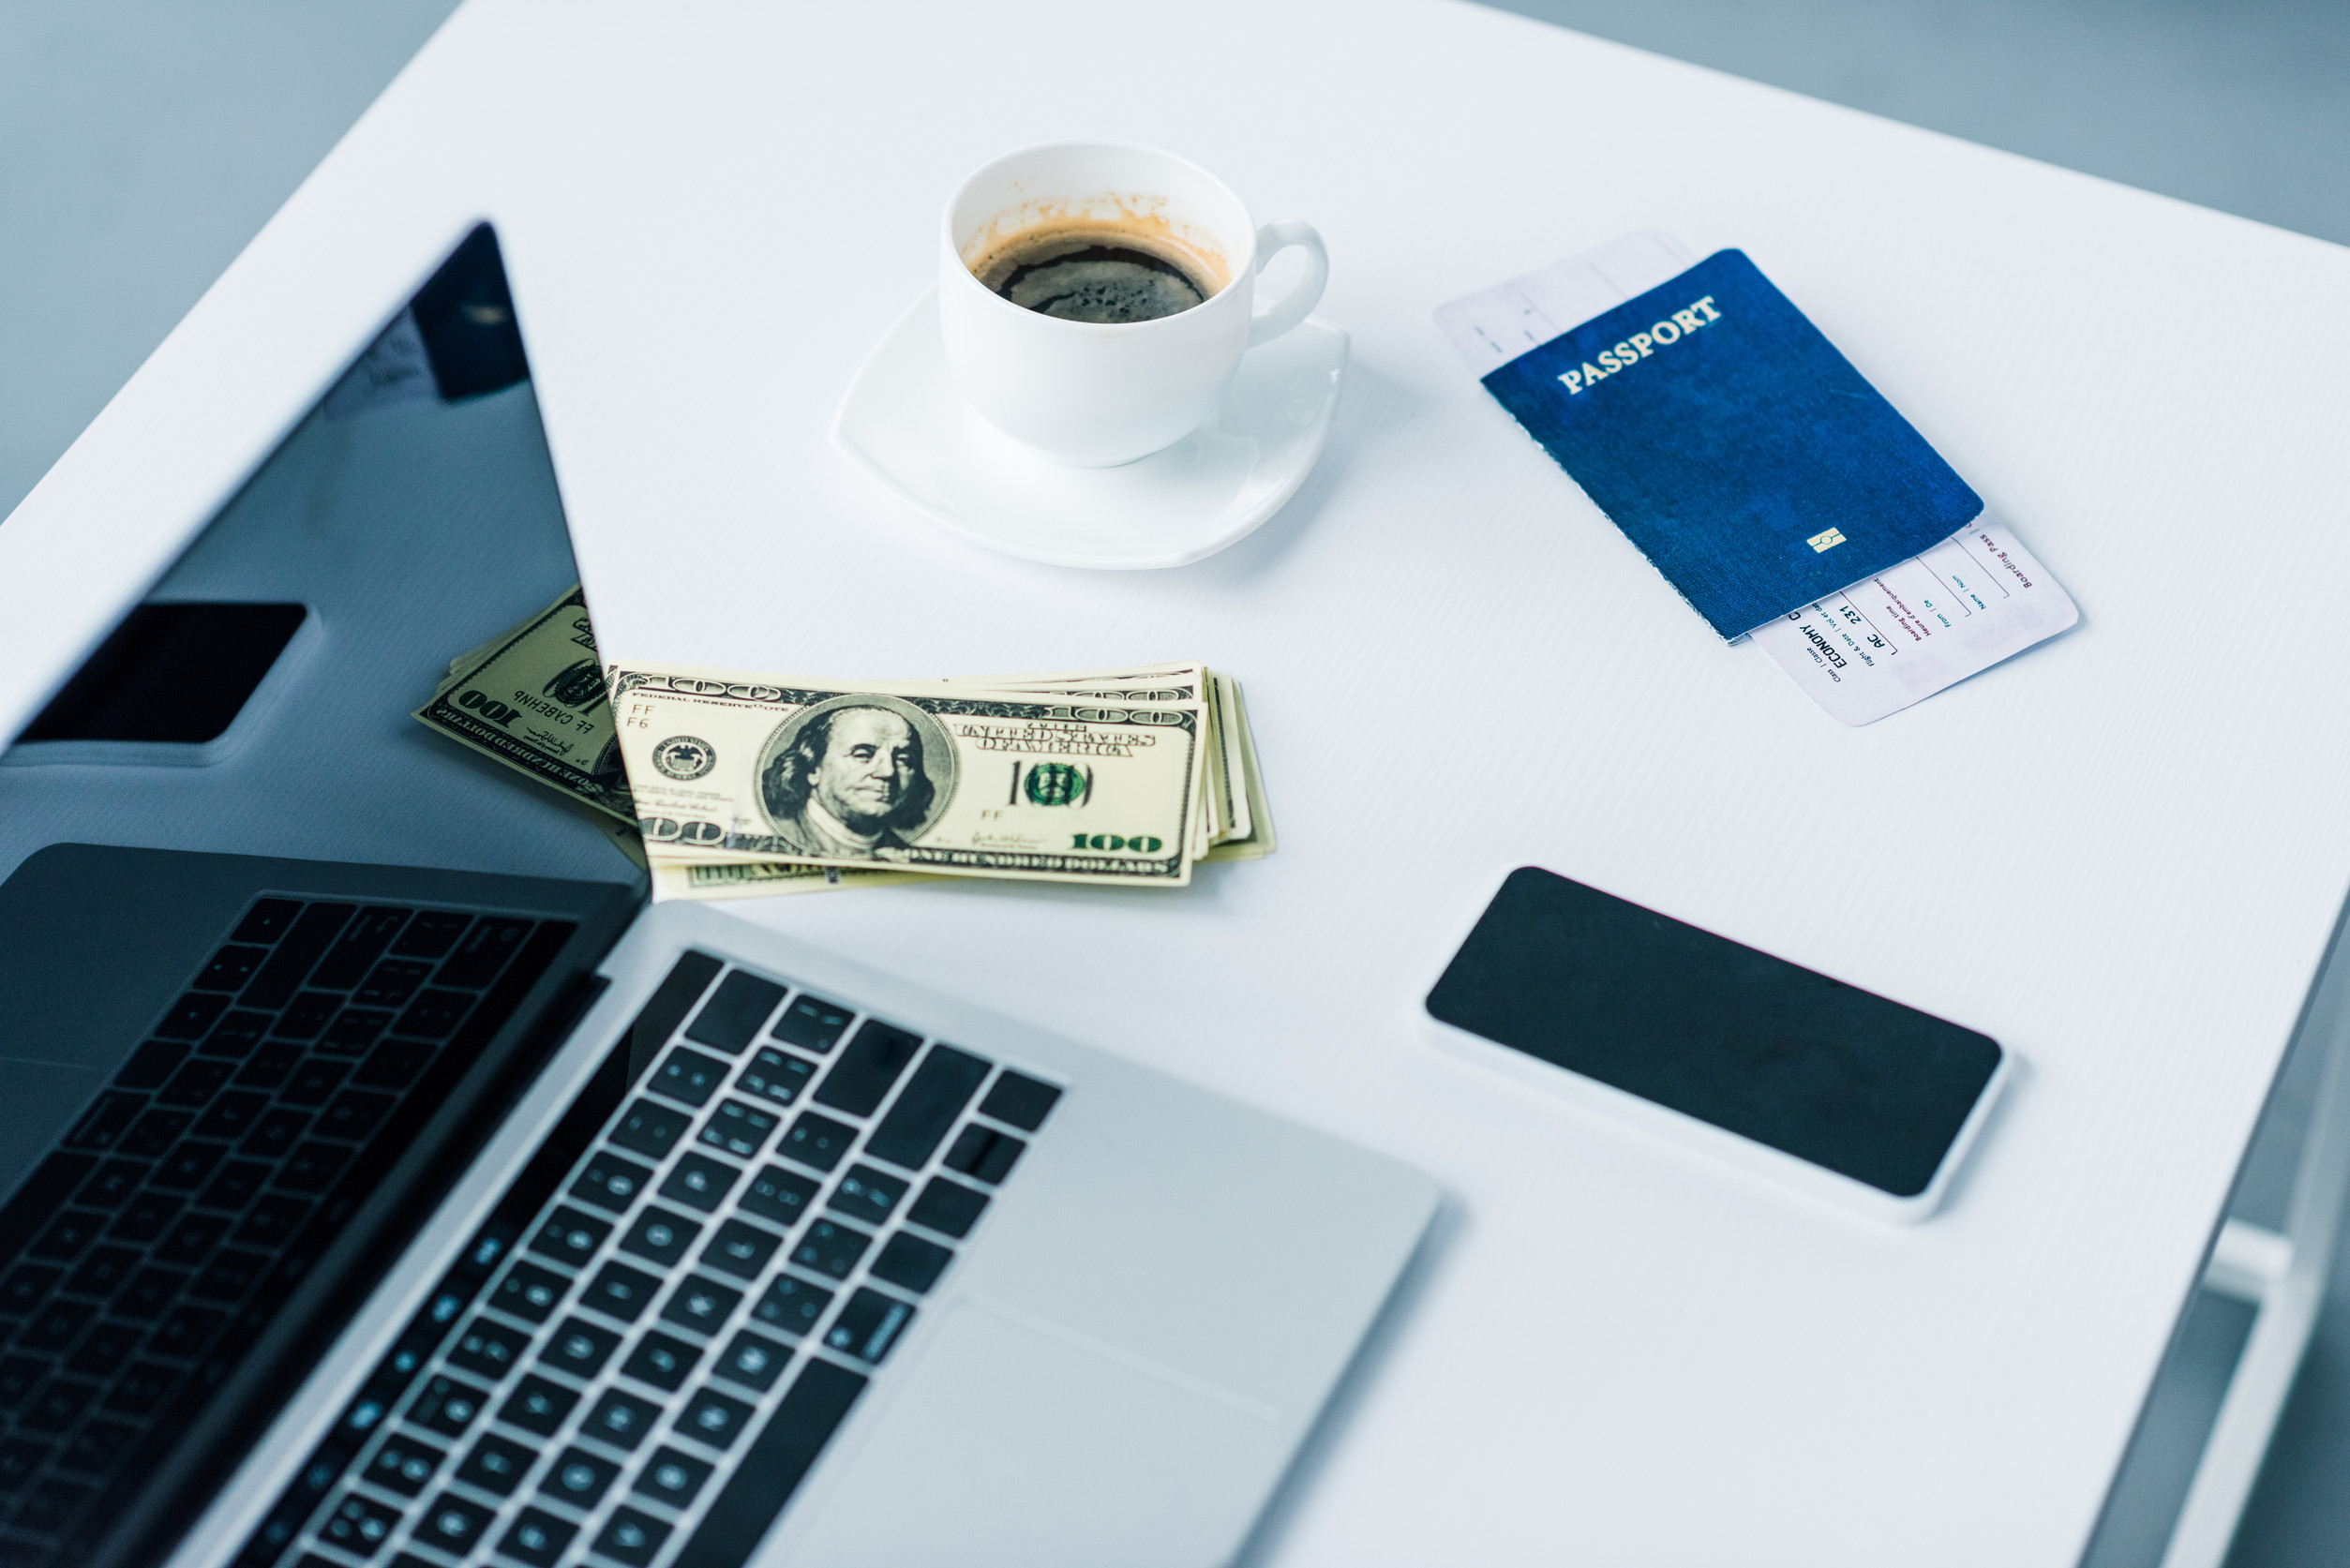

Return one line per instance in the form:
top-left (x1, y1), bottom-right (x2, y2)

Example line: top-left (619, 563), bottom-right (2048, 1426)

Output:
top-left (6, 2), bottom-right (2350, 1562)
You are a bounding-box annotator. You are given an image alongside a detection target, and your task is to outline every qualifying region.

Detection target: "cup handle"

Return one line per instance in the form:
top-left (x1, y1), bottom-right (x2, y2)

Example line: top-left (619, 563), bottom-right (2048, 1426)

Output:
top-left (1246, 219), bottom-right (1328, 348)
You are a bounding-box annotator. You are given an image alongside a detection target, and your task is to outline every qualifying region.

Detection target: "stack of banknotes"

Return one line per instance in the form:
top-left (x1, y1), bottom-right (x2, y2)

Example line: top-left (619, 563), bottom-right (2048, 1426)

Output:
top-left (413, 587), bottom-right (1273, 900)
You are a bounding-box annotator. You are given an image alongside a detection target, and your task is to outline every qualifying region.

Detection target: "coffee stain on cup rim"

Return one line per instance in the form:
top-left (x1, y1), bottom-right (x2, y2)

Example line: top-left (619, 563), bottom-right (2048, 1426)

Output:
top-left (960, 193), bottom-right (1234, 301)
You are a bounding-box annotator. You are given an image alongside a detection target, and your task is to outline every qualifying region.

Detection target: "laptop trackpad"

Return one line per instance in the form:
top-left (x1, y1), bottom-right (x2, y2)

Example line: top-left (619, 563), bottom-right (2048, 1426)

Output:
top-left (784, 1302), bottom-right (1285, 1568)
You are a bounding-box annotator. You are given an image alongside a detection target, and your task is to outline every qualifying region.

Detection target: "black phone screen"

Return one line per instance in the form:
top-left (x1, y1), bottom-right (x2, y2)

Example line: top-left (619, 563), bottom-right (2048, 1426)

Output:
top-left (1426, 867), bottom-right (2002, 1198)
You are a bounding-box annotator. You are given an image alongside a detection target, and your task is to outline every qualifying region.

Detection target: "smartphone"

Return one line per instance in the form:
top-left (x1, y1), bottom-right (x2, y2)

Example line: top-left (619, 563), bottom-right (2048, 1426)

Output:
top-left (1426, 867), bottom-right (2007, 1221)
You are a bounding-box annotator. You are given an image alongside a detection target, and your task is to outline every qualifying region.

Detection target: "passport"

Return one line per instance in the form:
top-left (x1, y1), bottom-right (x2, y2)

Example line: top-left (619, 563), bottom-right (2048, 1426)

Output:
top-left (1474, 248), bottom-right (1983, 639)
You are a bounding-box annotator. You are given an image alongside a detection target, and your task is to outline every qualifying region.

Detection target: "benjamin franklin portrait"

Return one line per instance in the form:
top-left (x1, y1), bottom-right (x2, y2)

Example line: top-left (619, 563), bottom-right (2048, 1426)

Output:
top-left (756, 696), bottom-right (955, 860)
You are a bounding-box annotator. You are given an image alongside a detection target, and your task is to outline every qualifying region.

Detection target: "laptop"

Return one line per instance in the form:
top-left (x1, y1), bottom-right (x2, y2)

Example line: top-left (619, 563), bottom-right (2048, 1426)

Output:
top-left (0, 228), bottom-right (1438, 1568)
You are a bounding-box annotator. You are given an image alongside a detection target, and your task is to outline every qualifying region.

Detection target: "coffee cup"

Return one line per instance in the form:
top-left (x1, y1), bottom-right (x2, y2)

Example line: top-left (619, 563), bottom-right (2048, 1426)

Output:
top-left (939, 142), bottom-right (1328, 468)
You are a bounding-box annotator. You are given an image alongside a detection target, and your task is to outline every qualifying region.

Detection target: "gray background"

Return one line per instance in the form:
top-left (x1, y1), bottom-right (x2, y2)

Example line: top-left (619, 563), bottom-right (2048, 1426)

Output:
top-left (2, 0), bottom-right (2345, 1561)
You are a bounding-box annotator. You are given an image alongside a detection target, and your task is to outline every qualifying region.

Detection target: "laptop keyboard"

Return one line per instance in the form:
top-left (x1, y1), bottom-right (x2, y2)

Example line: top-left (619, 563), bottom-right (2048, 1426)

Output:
top-left (0, 896), bottom-right (576, 1568)
top-left (232, 949), bottom-right (1061, 1568)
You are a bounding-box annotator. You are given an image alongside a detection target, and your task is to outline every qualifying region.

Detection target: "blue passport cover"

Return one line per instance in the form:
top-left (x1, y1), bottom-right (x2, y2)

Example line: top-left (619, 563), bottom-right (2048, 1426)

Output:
top-left (1481, 249), bottom-right (1982, 639)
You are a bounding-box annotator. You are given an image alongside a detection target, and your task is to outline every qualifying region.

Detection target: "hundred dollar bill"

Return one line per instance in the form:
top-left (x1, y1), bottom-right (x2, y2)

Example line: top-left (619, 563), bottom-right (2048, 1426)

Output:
top-left (1203, 675), bottom-right (1275, 861)
top-left (412, 586), bottom-right (635, 825)
top-left (650, 859), bottom-right (922, 901)
top-left (612, 663), bottom-right (1207, 886)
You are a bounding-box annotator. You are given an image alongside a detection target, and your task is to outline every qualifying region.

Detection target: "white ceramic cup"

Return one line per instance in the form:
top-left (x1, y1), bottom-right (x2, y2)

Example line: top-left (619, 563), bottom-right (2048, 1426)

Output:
top-left (939, 142), bottom-right (1328, 468)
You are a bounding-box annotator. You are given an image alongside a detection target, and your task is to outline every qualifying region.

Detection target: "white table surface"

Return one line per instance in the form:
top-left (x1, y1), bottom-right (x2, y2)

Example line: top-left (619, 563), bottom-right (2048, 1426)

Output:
top-left (7, 1), bottom-right (2350, 1561)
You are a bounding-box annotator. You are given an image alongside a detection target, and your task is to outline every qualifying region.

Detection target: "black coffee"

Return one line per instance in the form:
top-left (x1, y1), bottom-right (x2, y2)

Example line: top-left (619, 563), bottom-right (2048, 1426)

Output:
top-left (976, 226), bottom-right (1220, 324)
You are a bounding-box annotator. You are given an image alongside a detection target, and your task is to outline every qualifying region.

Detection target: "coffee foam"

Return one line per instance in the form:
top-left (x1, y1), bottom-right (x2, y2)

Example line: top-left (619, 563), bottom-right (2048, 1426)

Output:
top-left (963, 197), bottom-right (1232, 299)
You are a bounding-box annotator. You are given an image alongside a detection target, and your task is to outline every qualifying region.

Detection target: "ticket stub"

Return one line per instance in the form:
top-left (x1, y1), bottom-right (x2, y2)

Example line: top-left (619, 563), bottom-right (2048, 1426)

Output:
top-left (1438, 233), bottom-right (2077, 724)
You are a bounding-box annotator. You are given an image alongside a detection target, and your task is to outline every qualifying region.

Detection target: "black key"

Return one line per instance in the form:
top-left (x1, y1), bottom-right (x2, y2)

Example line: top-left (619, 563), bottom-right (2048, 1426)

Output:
top-left (573, 1151), bottom-right (655, 1214)
top-left (154, 992), bottom-right (231, 1040)
top-left (0, 1360), bottom-right (46, 1410)
top-left (393, 989), bottom-right (471, 1039)
top-left (542, 1317), bottom-right (621, 1380)
top-left (271, 990), bottom-right (341, 1040)
top-left (498, 1372), bottom-right (578, 1436)
top-left (652, 1047), bottom-right (730, 1108)
top-left (447, 1316), bottom-right (531, 1381)
top-left (240, 903), bottom-right (355, 1009)
top-left (528, 1206), bottom-right (613, 1269)
top-left (580, 1262), bottom-right (661, 1323)
top-left (455, 1432), bottom-right (534, 1495)
top-left (697, 1099), bottom-right (781, 1160)
top-left (318, 1489), bottom-right (402, 1558)
top-left (412, 1489), bottom-right (498, 1554)
top-left (684, 971), bottom-right (787, 1054)
top-left (72, 1161), bottom-right (145, 1211)
top-left (828, 1164), bottom-right (909, 1227)
top-left (751, 1274), bottom-right (832, 1339)
top-left (24, 1377), bottom-right (96, 1432)
top-left (316, 1089), bottom-right (395, 1142)
top-left (618, 1208), bottom-right (700, 1268)
top-left (63, 1419), bottom-right (137, 1475)
top-left (870, 1232), bottom-right (953, 1295)
top-left (0, 1437), bottom-right (48, 1483)
top-left (864, 1045), bottom-right (991, 1170)
top-left (28, 1212), bottom-right (105, 1262)
top-left (194, 944), bottom-right (270, 992)
top-left (609, 1098), bottom-right (690, 1160)
top-left (437, 917), bottom-right (533, 988)
top-left (157, 1058), bottom-right (235, 1108)
top-left (232, 898), bottom-right (302, 945)
top-left (115, 1041), bottom-right (189, 1090)
top-left (941, 1123), bottom-right (1027, 1185)
top-left (240, 1108), bottom-right (309, 1158)
top-left (769, 993), bottom-right (852, 1053)
top-left (777, 1113), bottom-right (856, 1173)
top-left (738, 1165), bottom-right (820, 1230)
top-left (658, 1153), bottom-right (739, 1215)
top-left (581, 1386), bottom-right (662, 1450)
top-left (635, 1446), bottom-right (713, 1509)
top-left (712, 1329), bottom-right (792, 1393)
top-left (13, 1477), bottom-right (93, 1531)
top-left (112, 1271), bottom-right (185, 1322)
top-left (120, 1109), bottom-right (193, 1159)
top-left (232, 1042), bottom-right (303, 1090)
top-left (621, 1331), bottom-right (699, 1392)
top-left (65, 1319), bottom-right (141, 1377)
top-left (108, 1190), bottom-right (181, 1244)
top-left (193, 1090), bottom-right (271, 1143)
top-left (188, 1248), bottom-right (269, 1303)
top-left (790, 1219), bottom-right (872, 1281)
top-left (64, 1094), bottom-right (143, 1153)
top-left (366, 1431), bottom-right (445, 1496)
top-left (18, 1298), bottom-right (93, 1352)
top-left (811, 1019), bottom-right (923, 1117)
top-left (734, 1045), bottom-right (816, 1109)
top-left (673, 1360), bottom-right (866, 1568)
top-left (679, 1385), bottom-right (756, 1449)
top-left (194, 1158), bottom-right (271, 1211)
top-left (499, 1508), bottom-right (580, 1568)
top-left (495, 1262), bottom-right (572, 1322)
top-left (198, 1009), bottom-right (271, 1057)
top-left (232, 1195), bottom-right (309, 1249)
top-left (151, 1302), bottom-right (225, 1358)
top-left (1, 1264), bottom-right (61, 1314)
top-left (277, 1057), bottom-right (351, 1106)
top-left (150, 1140), bottom-right (227, 1190)
top-left (316, 1008), bottom-right (392, 1056)
top-left (101, 1360), bottom-right (173, 1414)
top-left (310, 906), bottom-right (413, 989)
top-left (699, 1219), bottom-right (782, 1282)
top-left (392, 911), bottom-right (469, 959)
top-left (592, 1506), bottom-right (672, 1567)
top-left (824, 1287), bottom-right (916, 1366)
top-left (410, 1375), bottom-right (490, 1438)
top-left (539, 1445), bottom-right (620, 1509)
top-left (272, 1141), bottom-right (352, 1193)
top-left (353, 1038), bottom-right (435, 1089)
top-left (353, 960), bottom-right (431, 1010)
top-left (659, 1276), bottom-right (742, 1336)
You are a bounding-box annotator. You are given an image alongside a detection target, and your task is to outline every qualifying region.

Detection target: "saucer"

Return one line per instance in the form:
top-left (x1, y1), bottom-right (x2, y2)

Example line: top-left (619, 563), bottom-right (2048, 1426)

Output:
top-left (831, 287), bottom-right (1348, 570)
